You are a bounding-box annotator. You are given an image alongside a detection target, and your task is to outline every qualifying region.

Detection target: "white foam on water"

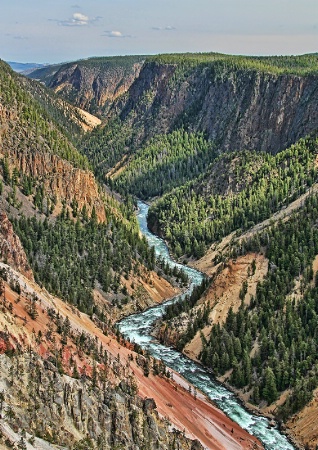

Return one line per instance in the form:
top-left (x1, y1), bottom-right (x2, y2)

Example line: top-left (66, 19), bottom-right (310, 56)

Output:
top-left (118, 201), bottom-right (295, 450)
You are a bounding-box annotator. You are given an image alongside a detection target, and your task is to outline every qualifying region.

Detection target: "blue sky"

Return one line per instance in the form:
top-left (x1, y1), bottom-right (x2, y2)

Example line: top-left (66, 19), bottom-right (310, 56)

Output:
top-left (1, 0), bottom-right (318, 63)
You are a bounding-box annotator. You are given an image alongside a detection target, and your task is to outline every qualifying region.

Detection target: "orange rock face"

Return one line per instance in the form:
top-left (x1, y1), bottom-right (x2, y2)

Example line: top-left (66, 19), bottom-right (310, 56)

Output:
top-left (0, 212), bottom-right (34, 280)
top-left (9, 149), bottom-right (106, 222)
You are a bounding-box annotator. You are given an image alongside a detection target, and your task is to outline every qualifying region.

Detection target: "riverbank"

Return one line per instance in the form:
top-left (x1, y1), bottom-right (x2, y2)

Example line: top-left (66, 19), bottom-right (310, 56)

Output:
top-left (118, 201), bottom-right (296, 450)
top-left (180, 245), bottom-right (311, 449)
top-left (153, 320), bottom-right (302, 450)
top-left (0, 262), bottom-right (262, 450)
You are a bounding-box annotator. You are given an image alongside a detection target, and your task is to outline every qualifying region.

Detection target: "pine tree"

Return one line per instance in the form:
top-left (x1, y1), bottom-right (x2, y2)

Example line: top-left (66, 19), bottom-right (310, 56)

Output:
top-left (263, 367), bottom-right (278, 404)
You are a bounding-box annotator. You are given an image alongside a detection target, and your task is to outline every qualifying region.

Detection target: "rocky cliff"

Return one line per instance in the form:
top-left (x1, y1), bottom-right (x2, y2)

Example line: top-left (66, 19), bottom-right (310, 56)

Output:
top-left (7, 148), bottom-right (106, 221)
top-left (0, 352), bottom-right (201, 450)
top-left (116, 58), bottom-right (318, 155)
top-left (0, 212), bottom-right (33, 280)
top-left (39, 56), bottom-right (145, 117)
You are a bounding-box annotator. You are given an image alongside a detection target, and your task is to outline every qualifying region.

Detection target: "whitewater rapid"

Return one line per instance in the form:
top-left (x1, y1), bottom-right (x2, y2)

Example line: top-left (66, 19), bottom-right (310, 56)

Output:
top-left (118, 200), bottom-right (295, 450)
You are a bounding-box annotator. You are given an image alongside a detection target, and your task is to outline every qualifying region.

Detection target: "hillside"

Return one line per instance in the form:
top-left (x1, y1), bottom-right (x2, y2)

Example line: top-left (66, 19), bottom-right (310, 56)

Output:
top-left (0, 59), bottom-right (188, 324)
top-left (80, 52), bottom-right (318, 186)
top-left (0, 60), bottom-right (89, 170)
top-left (28, 56), bottom-right (146, 117)
top-left (0, 211), bottom-right (261, 450)
top-left (155, 184), bottom-right (318, 449)
top-left (147, 136), bottom-right (318, 257)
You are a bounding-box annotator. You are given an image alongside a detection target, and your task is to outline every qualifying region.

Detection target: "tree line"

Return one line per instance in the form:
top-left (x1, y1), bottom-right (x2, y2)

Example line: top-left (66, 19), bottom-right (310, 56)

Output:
top-left (148, 136), bottom-right (318, 258)
top-left (172, 193), bottom-right (318, 417)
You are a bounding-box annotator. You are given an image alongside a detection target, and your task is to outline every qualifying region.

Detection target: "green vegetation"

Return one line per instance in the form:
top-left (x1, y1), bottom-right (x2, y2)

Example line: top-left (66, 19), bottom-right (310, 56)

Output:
top-left (13, 207), bottom-right (155, 316)
top-left (0, 60), bottom-right (89, 170)
top-left (198, 193), bottom-right (318, 415)
top-left (81, 118), bottom-right (135, 179)
top-left (148, 52), bottom-right (318, 76)
top-left (112, 130), bottom-right (217, 198)
top-left (148, 136), bottom-right (318, 258)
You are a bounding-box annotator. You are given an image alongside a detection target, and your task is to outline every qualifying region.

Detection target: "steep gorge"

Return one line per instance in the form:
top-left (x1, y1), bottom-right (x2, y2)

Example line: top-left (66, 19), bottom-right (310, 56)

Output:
top-left (116, 59), bottom-right (318, 155)
top-left (30, 56), bottom-right (145, 117)
top-left (5, 53), bottom-right (318, 449)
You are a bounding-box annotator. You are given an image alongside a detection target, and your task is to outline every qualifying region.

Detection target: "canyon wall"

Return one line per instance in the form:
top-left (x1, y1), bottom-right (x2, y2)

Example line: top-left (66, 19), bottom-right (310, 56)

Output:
top-left (117, 61), bottom-right (318, 154)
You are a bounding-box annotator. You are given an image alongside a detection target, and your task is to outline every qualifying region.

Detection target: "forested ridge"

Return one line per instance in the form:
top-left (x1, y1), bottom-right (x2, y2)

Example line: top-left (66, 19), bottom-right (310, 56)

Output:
top-left (148, 136), bottom-right (318, 258)
top-left (0, 60), bottom-right (89, 170)
top-left (148, 52), bottom-right (318, 76)
top-left (160, 192), bottom-right (318, 417)
top-left (13, 206), bottom-right (156, 317)
top-left (205, 193), bottom-right (318, 417)
top-left (111, 130), bottom-right (217, 199)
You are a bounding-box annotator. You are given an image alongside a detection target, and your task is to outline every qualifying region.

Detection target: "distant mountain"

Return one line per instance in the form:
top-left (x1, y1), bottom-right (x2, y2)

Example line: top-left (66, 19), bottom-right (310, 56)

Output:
top-left (26, 62), bottom-right (64, 82)
top-left (6, 61), bottom-right (48, 74)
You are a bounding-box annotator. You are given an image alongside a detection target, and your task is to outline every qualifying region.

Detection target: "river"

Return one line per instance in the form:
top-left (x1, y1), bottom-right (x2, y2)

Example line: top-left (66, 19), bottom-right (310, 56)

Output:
top-left (118, 200), bottom-right (296, 450)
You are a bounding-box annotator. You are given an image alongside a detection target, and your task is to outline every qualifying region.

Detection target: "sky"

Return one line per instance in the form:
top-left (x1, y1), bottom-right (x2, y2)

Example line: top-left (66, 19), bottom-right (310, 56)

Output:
top-left (1, 0), bottom-right (318, 63)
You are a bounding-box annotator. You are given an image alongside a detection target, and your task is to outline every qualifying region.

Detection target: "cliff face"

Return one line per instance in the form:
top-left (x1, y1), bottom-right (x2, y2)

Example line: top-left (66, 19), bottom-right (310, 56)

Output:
top-left (0, 266), bottom-right (260, 450)
top-left (8, 148), bottom-right (106, 221)
top-left (47, 57), bottom-right (144, 116)
top-left (0, 352), bottom-right (198, 450)
top-left (117, 61), bottom-right (318, 154)
top-left (0, 61), bottom-right (106, 222)
top-left (0, 212), bottom-right (33, 280)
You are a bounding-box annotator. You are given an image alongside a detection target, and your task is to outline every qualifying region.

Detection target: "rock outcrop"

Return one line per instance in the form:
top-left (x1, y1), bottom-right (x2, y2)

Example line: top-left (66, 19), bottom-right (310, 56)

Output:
top-left (117, 61), bottom-right (318, 154)
top-left (8, 148), bottom-right (106, 222)
top-left (0, 352), bottom-right (199, 450)
top-left (44, 56), bottom-right (145, 116)
top-left (0, 212), bottom-right (33, 280)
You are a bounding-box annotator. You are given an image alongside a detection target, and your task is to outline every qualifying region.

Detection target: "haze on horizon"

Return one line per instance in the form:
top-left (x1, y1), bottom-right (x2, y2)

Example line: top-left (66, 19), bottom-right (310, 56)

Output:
top-left (1, 0), bottom-right (318, 64)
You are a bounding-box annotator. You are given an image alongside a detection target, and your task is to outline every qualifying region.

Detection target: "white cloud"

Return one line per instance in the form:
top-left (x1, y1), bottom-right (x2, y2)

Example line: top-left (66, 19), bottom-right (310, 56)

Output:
top-left (73, 13), bottom-right (89, 24)
top-left (103, 30), bottom-right (133, 38)
top-left (57, 12), bottom-right (99, 27)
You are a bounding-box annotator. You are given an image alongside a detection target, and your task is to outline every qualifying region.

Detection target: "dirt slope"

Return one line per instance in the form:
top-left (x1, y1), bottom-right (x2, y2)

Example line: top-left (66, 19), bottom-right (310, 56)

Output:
top-left (0, 262), bottom-right (263, 450)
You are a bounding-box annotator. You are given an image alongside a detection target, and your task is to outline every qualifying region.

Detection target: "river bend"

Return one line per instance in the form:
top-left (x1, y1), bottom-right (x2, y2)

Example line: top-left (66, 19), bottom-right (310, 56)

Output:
top-left (118, 201), bottom-right (295, 450)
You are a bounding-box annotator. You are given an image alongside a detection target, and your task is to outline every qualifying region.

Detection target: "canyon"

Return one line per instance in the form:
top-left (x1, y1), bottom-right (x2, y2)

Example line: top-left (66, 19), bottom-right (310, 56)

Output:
top-left (1, 53), bottom-right (318, 448)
